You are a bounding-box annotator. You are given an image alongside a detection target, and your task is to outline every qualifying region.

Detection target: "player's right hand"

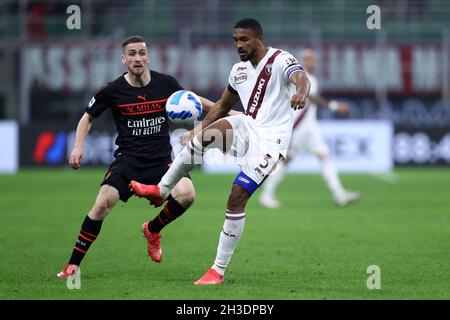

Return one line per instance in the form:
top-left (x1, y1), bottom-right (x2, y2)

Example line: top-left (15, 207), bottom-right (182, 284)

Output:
top-left (290, 92), bottom-right (307, 110)
top-left (69, 146), bottom-right (84, 169)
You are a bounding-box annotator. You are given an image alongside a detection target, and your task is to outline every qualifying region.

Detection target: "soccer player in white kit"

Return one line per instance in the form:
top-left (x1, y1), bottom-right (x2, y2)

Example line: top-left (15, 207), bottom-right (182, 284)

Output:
top-left (130, 18), bottom-right (310, 285)
top-left (259, 49), bottom-right (361, 209)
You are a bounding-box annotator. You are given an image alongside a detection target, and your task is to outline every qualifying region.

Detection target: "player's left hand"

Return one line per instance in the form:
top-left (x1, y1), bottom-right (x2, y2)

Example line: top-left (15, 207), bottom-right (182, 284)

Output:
top-left (291, 92), bottom-right (307, 110)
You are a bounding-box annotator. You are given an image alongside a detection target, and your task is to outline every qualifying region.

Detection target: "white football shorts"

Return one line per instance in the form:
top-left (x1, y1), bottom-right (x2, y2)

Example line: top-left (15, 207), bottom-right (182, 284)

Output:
top-left (224, 114), bottom-right (283, 194)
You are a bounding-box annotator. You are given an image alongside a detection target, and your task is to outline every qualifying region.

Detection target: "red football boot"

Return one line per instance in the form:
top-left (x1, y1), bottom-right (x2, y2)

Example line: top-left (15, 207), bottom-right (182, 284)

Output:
top-left (56, 264), bottom-right (79, 279)
top-left (130, 181), bottom-right (166, 207)
top-left (194, 268), bottom-right (224, 285)
top-left (141, 221), bottom-right (163, 263)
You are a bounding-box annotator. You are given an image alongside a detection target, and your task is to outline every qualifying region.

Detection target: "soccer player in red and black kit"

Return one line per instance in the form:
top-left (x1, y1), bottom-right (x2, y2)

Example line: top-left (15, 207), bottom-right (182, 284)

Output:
top-left (57, 35), bottom-right (216, 278)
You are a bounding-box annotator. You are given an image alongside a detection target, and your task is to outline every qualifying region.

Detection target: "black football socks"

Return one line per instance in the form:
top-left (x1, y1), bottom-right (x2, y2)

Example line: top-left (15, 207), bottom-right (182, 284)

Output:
top-left (148, 195), bottom-right (187, 233)
top-left (68, 215), bottom-right (103, 266)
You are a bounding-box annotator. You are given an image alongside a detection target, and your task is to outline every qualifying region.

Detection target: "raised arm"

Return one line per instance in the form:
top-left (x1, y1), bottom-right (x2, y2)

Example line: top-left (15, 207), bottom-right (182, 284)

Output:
top-left (200, 88), bottom-right (239, 128)
top-left (69, 112), bottom-right (94, 169)
top-left (199, 95), bottom-right (242, 117)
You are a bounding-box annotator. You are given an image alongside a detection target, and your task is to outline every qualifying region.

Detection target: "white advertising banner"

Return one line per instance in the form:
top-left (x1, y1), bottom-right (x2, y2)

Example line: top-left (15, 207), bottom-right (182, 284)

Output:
top-left (202, 120), bottom-right (393, 174)
top-left (0, 121), bottom-right (18, 173)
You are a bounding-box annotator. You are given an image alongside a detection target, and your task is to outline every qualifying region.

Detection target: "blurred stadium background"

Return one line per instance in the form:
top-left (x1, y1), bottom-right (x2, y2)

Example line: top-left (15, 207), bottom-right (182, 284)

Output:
top-left (1, 0), bottom-right (450, 300)
top-left (1, 0), bottom-right (450, 172)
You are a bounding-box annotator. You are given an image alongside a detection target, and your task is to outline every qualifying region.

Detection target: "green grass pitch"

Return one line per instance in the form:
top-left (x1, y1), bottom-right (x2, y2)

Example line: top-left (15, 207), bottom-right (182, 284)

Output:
top-left (1, 167), bottom-right (449, 299)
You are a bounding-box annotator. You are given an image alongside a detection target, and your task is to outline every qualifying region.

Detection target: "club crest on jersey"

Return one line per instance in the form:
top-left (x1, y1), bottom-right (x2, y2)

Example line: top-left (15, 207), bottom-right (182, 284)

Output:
top-left (235, 72), bottom-right (247, 84)
top-left (265, 64), bottom-right (272, 76)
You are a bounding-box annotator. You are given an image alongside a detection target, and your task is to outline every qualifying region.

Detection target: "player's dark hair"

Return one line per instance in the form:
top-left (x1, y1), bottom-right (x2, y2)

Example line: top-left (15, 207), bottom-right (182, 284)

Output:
top-left (122, 35), bottom-right (147, 49)
top-left (234, 18), bottom-right (263, 36)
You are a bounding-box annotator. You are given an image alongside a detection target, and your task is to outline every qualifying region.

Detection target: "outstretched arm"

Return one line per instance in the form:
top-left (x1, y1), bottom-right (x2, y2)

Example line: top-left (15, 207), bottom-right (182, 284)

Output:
top-left (199, 95), bottom-right (241, 117)
top-left (199, 96), bottom-right (215, 114)
top-left (309, 94), bottom-right (349, 114)
top-left (201, 88), bottom-right (239, 128)
top-left (289, 70), bottom-right (310, 110)
top-left (182, 89), bottom-right (239, 144)
top-left (69, 112), bottom-right (93, 169)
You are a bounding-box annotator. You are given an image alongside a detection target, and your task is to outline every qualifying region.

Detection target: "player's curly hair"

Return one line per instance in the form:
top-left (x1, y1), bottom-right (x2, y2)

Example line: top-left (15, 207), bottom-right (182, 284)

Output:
top-left (234, 18), bottom-right (263, 37)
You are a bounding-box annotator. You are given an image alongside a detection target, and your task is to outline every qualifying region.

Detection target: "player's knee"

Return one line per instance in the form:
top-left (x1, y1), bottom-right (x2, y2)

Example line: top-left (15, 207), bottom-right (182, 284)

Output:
top-left (90, 198), bottom-right (114, 219)
top-left (89, 207), bottom-right (107, 220)
top-left (227, 189), bottom-right (248, 212)
top-left (227, 198), bottom-right (245, 212)
top-left (177, 188), bottom-right (196, 208)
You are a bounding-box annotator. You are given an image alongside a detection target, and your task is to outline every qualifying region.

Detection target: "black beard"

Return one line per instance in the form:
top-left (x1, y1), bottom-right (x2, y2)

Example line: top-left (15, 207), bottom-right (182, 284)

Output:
top-left (239, 49), bottom-right (255, 62)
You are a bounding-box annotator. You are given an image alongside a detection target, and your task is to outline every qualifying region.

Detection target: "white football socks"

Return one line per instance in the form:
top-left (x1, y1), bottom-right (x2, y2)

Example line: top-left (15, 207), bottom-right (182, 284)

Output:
top-left (260, 161), bottom-right (286, 199)
top-left (158, 136), bottom-right (204, 197)
top-left (321, 157), bottom-right (345, 198)
top-left (212, 210), bottom-right (246, 276)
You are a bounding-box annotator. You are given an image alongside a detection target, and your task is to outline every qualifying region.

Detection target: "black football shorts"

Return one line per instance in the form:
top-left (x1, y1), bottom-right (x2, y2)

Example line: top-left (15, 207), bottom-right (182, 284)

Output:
top-left (100, 155), bottom-right (190, 202)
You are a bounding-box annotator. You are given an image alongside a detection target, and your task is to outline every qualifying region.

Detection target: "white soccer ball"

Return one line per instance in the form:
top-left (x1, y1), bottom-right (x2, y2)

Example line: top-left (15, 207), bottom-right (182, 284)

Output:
top-left (166, 90), bottom-right (203, 126)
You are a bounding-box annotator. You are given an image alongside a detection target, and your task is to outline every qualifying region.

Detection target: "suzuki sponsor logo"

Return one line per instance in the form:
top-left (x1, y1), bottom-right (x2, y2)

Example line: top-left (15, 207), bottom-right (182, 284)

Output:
top-left (249, 78), bottom-right (266, 114)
